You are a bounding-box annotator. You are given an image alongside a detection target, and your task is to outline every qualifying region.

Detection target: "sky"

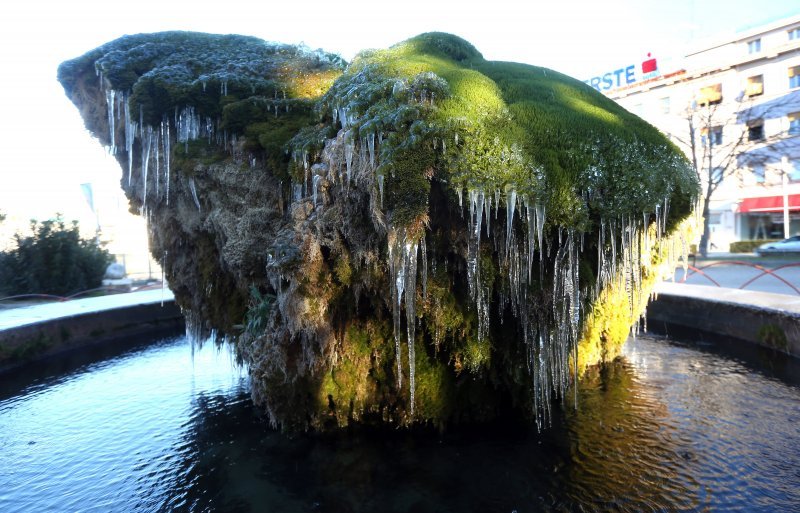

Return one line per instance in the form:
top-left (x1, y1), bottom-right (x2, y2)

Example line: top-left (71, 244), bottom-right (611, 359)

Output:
top-left (0, 0), bottom-right (798, 239)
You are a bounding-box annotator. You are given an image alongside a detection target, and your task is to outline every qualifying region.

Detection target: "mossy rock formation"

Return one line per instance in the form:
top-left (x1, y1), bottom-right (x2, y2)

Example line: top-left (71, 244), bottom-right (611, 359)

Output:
top-left (59, 32), bottom-right (699, 431)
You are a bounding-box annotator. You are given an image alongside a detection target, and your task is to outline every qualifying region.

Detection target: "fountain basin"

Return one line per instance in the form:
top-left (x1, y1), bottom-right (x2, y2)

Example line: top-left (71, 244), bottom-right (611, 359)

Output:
top-left (0, 290), bottom-right (183, 372)
top-left (647, 282), bottom-right (800, 357)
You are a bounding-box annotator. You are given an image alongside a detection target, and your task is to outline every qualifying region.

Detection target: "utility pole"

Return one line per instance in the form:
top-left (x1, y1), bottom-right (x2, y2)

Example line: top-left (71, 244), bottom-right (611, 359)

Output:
top-left (782, 156), bottom-right (791, 238)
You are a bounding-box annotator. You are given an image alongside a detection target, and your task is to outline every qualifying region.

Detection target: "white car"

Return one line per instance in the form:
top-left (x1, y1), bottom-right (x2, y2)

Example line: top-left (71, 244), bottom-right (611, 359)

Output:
top-left (755, 235), bottom-right (800, 256)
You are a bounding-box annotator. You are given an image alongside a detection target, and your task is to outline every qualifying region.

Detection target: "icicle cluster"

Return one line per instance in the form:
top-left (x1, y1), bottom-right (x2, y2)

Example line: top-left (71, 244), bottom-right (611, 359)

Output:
top-left (100, 86), bottom-right (253, 216)
top-left (454, 186), bottom-right (688, 429)
top-left (387, 228), bottom-right (421, 415)
top-left (290, 111), bottom-right (387, 212)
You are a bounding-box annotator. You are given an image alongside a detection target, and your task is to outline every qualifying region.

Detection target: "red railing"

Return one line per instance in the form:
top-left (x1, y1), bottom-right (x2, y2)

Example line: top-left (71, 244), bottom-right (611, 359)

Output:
top-left (679, 261), bottom-right (800, 295)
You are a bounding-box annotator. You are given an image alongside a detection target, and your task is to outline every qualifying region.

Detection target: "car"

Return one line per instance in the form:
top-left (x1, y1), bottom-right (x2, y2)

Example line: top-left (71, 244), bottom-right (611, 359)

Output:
top-left (755, 235), bottom-right (800, 256)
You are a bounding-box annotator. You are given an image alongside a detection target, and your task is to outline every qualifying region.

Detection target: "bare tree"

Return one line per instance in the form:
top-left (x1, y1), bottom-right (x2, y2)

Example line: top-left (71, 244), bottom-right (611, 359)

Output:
top-left (672, 90), bottom-right (800, 257)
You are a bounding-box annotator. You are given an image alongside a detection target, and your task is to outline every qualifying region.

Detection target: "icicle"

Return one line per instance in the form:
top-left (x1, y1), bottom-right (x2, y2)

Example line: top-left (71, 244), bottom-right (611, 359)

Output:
top-left (163, 120), bottom-right (171, 206)
top-left (484, 195), bottom-right (491, 236)
top-left (303, 152), bottom-right (309, 198)
top-left (467, 190), bottom-right (484, 302)
top-left (344, 139), bottom-right (354, 185)
top-left (124, 98), bottom-right (136, 186)
top-left (526, 199), bottom-right (535, 281)
top-left (141, 126), bottom-right (153, 210)
top-left (106, 89), bottom-right (116, 155)
top-left (505, 189), bottom-right (517, 256)
top-left (536, 202), bottom-right (545, 261)
top-left (378, 174), bottom-right (385, 209)
top-left (420, 236), bottom-right (428, 299)
top-left (389, 231), bottom-right (406, 389)
top-left (367, 132), bottom-right (376, 169)
top-left (161, 250), bottom-right (167, 307)
top-left (154, 129), bottom-right (160, 197)
top-left (404, 240), bottom-right (418, 415)
top-left (312, 174), bottom-right (322, 207)
top-left (189, 178), bottom-right (201, 212)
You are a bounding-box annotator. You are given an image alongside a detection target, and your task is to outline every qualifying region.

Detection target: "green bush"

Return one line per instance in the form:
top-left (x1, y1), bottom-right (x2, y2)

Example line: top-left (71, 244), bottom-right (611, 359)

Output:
top-left (0, 216), bottom-right (113, 297)
top-left (729, 239), bottom-right (780, 253)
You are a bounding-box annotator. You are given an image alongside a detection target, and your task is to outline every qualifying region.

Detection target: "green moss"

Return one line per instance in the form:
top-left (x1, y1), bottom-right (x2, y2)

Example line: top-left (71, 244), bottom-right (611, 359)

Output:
top-left (333, 253), bottom-right (353, 287)
top-left (758, 324), bottom-right (788, 352)
top-left (8, 334), bottom-right (52, 363)
top-left (411, 338), bottom-right (455, 422)
top-left (296, 32), bottom-right (695, 236)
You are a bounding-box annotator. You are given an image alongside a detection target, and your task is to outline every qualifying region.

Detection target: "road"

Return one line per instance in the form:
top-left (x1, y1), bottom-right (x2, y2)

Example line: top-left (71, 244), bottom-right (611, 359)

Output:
top-left (671, 255), bottom-right (800, 296)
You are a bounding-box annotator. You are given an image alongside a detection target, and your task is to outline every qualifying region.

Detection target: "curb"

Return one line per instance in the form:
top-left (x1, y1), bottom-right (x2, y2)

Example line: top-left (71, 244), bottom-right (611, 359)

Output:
top-left (647, 282), bottom-right (800, 357)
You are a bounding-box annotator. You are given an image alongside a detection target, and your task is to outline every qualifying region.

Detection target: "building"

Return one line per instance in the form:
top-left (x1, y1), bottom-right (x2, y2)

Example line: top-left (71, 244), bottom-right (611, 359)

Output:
top-left (588, 14), bottom-right (800, 251)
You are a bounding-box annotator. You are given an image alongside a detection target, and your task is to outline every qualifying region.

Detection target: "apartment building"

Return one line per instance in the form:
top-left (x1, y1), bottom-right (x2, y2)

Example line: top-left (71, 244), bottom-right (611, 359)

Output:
top-left (590, 14), bottom-right (800, 250)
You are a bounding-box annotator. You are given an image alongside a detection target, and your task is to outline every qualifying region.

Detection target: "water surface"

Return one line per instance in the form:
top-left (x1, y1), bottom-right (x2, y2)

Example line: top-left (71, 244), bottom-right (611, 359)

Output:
top-left (1, 334), bottom-right (798, 512)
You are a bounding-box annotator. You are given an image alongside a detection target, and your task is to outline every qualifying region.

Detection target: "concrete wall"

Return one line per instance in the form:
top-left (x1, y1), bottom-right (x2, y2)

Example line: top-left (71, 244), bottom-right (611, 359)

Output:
top-left (0, 294), bottom-right (184, 373)
top-left (647, 282), bottom-right (800, 357)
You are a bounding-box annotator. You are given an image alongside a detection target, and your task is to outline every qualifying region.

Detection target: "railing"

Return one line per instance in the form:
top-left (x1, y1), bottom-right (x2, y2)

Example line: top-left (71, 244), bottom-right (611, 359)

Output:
top-left (0, 282), bottom-right (165, 304)
top-left (679, 261), bottom-right (800, 295)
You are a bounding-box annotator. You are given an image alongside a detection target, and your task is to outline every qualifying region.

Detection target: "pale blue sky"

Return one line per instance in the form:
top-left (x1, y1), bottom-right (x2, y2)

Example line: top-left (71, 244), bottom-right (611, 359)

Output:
top-left (0, 0), bottom-right (797, 230)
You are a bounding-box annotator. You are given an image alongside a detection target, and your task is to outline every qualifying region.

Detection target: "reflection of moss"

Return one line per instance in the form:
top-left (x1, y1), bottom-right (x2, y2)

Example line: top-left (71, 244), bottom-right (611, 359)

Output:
top-left (758, 324), bottom-right (788, 352)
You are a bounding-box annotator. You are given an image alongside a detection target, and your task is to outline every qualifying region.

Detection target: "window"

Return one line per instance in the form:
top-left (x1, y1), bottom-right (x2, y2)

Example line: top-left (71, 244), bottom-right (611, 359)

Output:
top-left (711, 167), bottom-right (724, 183)
top-left (789, 161), bottom-right (800, 182)
top-left (701, 126), bottom-right (723, 146)
top-left (747, 39), bottom-right (761, 54)
top-left (697, 84), bottom-right (722, 106)
top-left (748, 120), bottom-right (765, 141)
top-left (745, 75), bottom-right (763, 97)
top-left (708, 213), bottom-right (722, 224)
top-left (710, 126), bottom-right (723, 145)
top-left (789, 27), bottom-right (800, 40)
top-left (752, 164), bottom-right (765, 183)
top-left (791, 66), bottom-right (800, 89)
top-left (790, 112), bottom-right (800, 135)
top-left (659, 96), bottom-right (671, 114)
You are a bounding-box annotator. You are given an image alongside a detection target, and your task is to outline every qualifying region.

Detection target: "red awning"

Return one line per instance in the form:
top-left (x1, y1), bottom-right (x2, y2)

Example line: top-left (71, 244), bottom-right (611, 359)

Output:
top-left (738, 194), bottom-right (800, 213)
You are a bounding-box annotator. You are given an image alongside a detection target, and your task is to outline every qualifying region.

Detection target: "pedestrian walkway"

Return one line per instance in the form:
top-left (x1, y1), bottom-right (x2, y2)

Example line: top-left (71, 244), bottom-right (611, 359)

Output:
top-left (0, 289), bottom-right (175, 331)
top-left (672, 258), bottom-right (800, 296)
top-left (656, 281), bottom-right (800, 315)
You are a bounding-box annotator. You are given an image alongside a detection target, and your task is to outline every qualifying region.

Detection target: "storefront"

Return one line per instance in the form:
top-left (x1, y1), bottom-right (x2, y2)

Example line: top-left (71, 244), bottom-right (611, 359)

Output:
top-left (737, 193), bottom-right (800, 239)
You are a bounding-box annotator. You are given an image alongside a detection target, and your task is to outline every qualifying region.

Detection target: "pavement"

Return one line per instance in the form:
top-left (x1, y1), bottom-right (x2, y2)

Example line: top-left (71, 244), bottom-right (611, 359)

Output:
top-left (655, 281), bottom-right (800, 315)
top-left (0, 288), bottom-right (175, 331)
top-left (672, 253), bottom-right (800, 296)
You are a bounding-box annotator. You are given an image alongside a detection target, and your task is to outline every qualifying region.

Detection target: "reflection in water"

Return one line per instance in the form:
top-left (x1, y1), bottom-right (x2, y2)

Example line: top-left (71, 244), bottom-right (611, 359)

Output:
top-left (0, 335), bottom-right (798, 512)
top-left (563, 358), bottom-right (702, 511)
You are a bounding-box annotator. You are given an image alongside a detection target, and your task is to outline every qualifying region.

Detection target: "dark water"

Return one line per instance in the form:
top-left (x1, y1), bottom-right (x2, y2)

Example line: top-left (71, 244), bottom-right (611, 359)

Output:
top-left (1, 334), bottom-right (799, 513)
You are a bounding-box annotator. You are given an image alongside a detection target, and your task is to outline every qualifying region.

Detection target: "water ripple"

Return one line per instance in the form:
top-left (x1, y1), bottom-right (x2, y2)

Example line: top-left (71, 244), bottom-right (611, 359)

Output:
top-left (0, 334), bottom-right (798, 512)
